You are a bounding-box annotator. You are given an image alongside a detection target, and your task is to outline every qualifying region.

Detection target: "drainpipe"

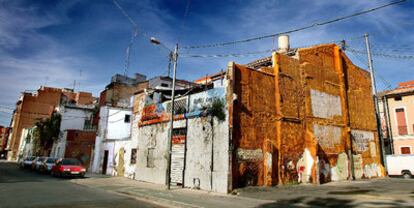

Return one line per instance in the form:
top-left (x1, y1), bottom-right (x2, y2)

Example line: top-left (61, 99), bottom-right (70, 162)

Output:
top-left (383, 95), bottom-right (394, 154)
top-left (210, 115), bottom-right (214, 191)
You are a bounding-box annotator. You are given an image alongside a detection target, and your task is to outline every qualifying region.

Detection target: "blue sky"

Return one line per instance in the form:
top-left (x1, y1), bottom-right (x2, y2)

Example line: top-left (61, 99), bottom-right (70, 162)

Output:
top-left (0, 0), bottom-right (413, 126)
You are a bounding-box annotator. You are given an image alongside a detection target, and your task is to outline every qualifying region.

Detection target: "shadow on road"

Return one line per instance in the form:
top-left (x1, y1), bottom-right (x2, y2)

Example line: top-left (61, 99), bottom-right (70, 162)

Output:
top-left (257, 196), bottom-right (413, 208)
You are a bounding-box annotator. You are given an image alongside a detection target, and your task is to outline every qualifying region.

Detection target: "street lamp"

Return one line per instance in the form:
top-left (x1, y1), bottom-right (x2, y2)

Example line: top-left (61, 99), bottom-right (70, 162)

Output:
top-left (150, 37), bottom-right (178, 190)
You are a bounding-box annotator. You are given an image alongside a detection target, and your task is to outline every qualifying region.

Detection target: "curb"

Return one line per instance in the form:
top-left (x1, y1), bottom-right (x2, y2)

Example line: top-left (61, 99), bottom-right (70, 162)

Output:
top-left (72, 180), bottom-right (200, 208)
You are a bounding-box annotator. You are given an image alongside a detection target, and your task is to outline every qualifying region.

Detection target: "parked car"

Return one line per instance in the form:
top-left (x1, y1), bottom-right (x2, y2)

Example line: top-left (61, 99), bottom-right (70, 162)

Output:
top-left (51, 158), bottom-right (86, 178)
top-left (31, 156), bottom-right (47, 171)
top-left (386, 154), bottom-right (414, 179)
top-left (19, 156), bottom-right (36, 168)
top-left (39, 157), bottom-right (58, 174)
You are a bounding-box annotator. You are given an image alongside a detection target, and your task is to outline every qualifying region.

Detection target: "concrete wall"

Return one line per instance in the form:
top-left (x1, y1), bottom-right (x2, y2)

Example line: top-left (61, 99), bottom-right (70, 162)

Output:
top-left (184, 116), bottom-right (229, 193)
top-left (134, 84), bottom-right (231, 193)
top-left (135, 121), bottom-right (171, 184)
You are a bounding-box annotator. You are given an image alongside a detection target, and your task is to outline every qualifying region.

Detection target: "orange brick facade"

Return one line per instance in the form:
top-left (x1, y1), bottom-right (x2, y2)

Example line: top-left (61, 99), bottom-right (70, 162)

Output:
top-left (228, 44), bottom-right (383, 188)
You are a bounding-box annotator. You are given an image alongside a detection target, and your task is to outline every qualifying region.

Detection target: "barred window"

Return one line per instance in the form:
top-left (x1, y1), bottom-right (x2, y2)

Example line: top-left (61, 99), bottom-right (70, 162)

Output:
top-left (130, 148), bottom-right (137, 164)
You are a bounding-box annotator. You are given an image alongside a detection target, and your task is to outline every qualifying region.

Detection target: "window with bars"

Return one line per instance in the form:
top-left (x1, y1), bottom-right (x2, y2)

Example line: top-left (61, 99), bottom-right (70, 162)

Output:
top-left (166, 98), bottom-right (187, 115)
top-left (130, 148), bottom-right (137, 164)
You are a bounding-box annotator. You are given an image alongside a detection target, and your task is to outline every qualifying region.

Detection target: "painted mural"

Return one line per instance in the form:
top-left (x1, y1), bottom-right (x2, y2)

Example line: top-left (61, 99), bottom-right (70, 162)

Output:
top-left (139, 87), bottom-right (226, 126)
top-left (187, 87), bottom-right (226, 118)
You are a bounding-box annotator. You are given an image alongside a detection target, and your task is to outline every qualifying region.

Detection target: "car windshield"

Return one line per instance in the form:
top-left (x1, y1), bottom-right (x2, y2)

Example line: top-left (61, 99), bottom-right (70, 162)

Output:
top-left (46, 158), bottom-right (57, 163)
top-left (39, 157), bottom-right (46, 162)
top-left (27, 156), bottom-right (36, 161)
top-left (61, 159), bottom-right (81, 166)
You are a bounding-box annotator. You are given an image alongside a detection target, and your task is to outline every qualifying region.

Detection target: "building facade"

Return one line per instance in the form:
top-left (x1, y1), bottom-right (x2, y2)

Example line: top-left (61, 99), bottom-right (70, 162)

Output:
top-left (50, 104), bottom-right (96, 159)
top-left (379, 80), bottom-right (414, 155)
top-left (7, 86), bottom-right (94, 161)
top-left (129, 43), bottom-right (382, 193)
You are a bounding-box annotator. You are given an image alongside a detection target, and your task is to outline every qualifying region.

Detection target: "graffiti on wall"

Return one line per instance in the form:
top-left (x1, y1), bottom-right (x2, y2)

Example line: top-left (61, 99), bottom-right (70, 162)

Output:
top-left (351, 130), bottom-right (374, 153)
top-left (296, 149), bottom-right (314, 183)
top-left (310, 89), bottom-right (342, 119)
top-left (187, 87), bottom-right (225, 117)
top-left (313, 124), bottom-right (342, 152)
top-left (353, 154), bottom-right (363, 179)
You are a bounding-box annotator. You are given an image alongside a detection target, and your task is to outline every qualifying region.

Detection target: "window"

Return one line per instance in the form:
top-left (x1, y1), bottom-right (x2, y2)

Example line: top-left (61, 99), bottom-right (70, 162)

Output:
top-left (395, 108), bottom-right (408, 135)
top-left (161, 83), bottom-right (169, 87)
top-left (124, 114), bottom-right (131, 123)
top-left (394, 96), bottom-right (402, 101)
top-left (147, 148), bottom-right (155, 168)
top-left (401, 147), bottom-right (411, 154)
top-left (130, 148), bottom-right (137, 164)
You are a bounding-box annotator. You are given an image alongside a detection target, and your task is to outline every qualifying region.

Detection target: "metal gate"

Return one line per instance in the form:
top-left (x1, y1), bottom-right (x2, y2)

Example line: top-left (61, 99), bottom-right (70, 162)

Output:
top-left (170, 128), bottom-right (186, 185)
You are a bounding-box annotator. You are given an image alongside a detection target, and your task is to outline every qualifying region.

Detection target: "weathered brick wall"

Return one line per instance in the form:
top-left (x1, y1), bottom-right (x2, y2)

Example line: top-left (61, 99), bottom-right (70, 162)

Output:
top-left (65, 130), bottom-right (96, 169)
top-left (230, 44), bottom-right (382, 188)
top-left (231, 64), bottom-right (277, 187)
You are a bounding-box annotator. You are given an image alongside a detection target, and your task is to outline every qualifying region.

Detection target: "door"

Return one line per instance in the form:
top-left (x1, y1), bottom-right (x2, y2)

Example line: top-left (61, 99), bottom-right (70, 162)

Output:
top-left (170, 128), bottom-right (186, 185)
top-left (117, 147), bottom-right (125, 176)
top-left (102, 150), bottom-right (109, 175)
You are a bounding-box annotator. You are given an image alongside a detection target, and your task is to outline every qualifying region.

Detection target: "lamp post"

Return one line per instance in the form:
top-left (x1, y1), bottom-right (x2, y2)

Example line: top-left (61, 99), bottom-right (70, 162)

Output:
top-left (150, 37), bottom-right (178, 190)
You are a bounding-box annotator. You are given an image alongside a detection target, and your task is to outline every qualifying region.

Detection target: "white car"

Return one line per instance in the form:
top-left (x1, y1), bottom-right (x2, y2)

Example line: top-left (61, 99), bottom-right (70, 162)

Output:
top-left (19, 156), bottom-right (36, 168)
top-left (39, 157), bottom-right (58, 173)
top-left (32, 156), bottom-right (47, 171)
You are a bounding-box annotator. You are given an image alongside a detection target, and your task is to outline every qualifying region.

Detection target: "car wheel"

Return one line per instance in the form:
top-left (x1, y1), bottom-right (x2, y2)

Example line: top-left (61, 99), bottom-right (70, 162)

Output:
top-left (403, 172), bottom-right (412, 179)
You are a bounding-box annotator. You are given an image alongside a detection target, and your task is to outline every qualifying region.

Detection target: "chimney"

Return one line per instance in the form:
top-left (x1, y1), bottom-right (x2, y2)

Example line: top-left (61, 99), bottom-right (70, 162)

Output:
top-left (278, 35), bottom-right (290, 53)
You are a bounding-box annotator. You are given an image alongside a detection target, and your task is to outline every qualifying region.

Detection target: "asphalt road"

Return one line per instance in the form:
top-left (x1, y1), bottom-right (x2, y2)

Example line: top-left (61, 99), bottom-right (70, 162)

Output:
top-left (0, 161), bottom-right (162, 208)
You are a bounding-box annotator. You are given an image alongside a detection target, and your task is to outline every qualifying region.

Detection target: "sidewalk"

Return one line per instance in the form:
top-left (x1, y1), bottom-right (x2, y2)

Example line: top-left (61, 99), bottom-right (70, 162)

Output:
top-left (72, 176), bottom-right (414, 208)
top-left (71, 176), bottom-right (273, 208)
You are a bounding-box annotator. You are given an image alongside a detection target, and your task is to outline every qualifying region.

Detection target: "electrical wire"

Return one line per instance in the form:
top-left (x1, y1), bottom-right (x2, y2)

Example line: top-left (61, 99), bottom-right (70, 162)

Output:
top-left (347, 48), bottom-right (414, 61)
top-left (181, 0), bottom-right (406, 49)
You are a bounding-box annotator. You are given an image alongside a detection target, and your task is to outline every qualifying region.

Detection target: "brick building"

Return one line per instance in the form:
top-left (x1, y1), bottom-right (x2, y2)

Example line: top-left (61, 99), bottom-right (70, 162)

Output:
top-left (7, 86), bottom-right (95, 161)
top-left (0, 126), bottom-right (11, 158)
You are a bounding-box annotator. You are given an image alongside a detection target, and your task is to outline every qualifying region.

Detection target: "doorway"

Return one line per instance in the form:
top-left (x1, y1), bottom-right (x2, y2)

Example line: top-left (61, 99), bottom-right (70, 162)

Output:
top-left (102, 150), bottom-right (109, 175)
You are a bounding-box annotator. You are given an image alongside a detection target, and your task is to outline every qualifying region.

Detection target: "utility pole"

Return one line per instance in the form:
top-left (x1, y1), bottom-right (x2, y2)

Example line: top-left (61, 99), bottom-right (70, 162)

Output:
top-left (167, 52), bottom-right (172, 77)
top-left (364, 33), bottom-right (387, 170)
top-left (166, 44), bottom-right (178, 190)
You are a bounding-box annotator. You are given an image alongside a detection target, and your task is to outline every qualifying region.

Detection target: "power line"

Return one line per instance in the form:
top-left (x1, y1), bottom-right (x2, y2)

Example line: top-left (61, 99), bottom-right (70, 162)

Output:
top-left (347, 48), bottom-right (414, 61)
top-left (181, 37), bottom-right (364, 59)
top-left (182, 0), bottom-right (406, 49)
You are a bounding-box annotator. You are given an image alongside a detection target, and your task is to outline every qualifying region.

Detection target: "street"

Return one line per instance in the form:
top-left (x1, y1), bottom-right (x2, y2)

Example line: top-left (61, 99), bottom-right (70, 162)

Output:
top-left (0, 161), bottom-right (162, 208)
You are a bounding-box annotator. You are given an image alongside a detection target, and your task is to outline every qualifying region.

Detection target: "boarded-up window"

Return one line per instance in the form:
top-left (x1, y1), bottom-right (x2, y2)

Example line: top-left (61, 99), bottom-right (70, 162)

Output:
top-left (396, 108), bottom-right (407, 135)
top-left (130, 148), bottom-right (137, 164)
top-left (147, 148), bottom-right (155, 168)
top-left (401, 147), bottom-right (411, 154)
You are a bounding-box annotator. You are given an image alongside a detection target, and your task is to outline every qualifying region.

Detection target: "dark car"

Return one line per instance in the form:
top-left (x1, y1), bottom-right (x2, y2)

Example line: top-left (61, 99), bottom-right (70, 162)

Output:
top-left (51, 158), bottom-right (86, 178)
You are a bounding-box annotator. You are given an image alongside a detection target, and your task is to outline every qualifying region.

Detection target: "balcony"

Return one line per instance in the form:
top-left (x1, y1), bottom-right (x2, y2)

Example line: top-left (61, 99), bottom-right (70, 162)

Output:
top-left (398, 125), bottom-right (408, 136)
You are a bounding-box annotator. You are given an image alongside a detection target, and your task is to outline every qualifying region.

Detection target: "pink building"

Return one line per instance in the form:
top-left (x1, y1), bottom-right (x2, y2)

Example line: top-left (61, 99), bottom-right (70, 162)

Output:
top-left (379, 80), bottom-right (414, 155)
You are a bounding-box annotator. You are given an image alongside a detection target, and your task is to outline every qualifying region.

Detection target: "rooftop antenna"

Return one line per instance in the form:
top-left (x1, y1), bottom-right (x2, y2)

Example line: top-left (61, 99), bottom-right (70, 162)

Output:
top-left (44, 76), bottom-right (49, 86)
top-left (113, 0), bottom-right (141, 77)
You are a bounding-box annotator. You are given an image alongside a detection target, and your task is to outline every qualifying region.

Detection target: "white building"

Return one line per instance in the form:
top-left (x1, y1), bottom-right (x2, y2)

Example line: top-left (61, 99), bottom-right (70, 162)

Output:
top-left (91, 99), bottom-right (135, 178)
top-left (50, 104), bottom-right (95, 158)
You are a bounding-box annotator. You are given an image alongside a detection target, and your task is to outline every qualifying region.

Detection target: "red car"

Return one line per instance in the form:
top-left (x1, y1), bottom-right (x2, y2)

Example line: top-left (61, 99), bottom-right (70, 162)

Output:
top-left (51, 158), bottom-right (86, 178)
